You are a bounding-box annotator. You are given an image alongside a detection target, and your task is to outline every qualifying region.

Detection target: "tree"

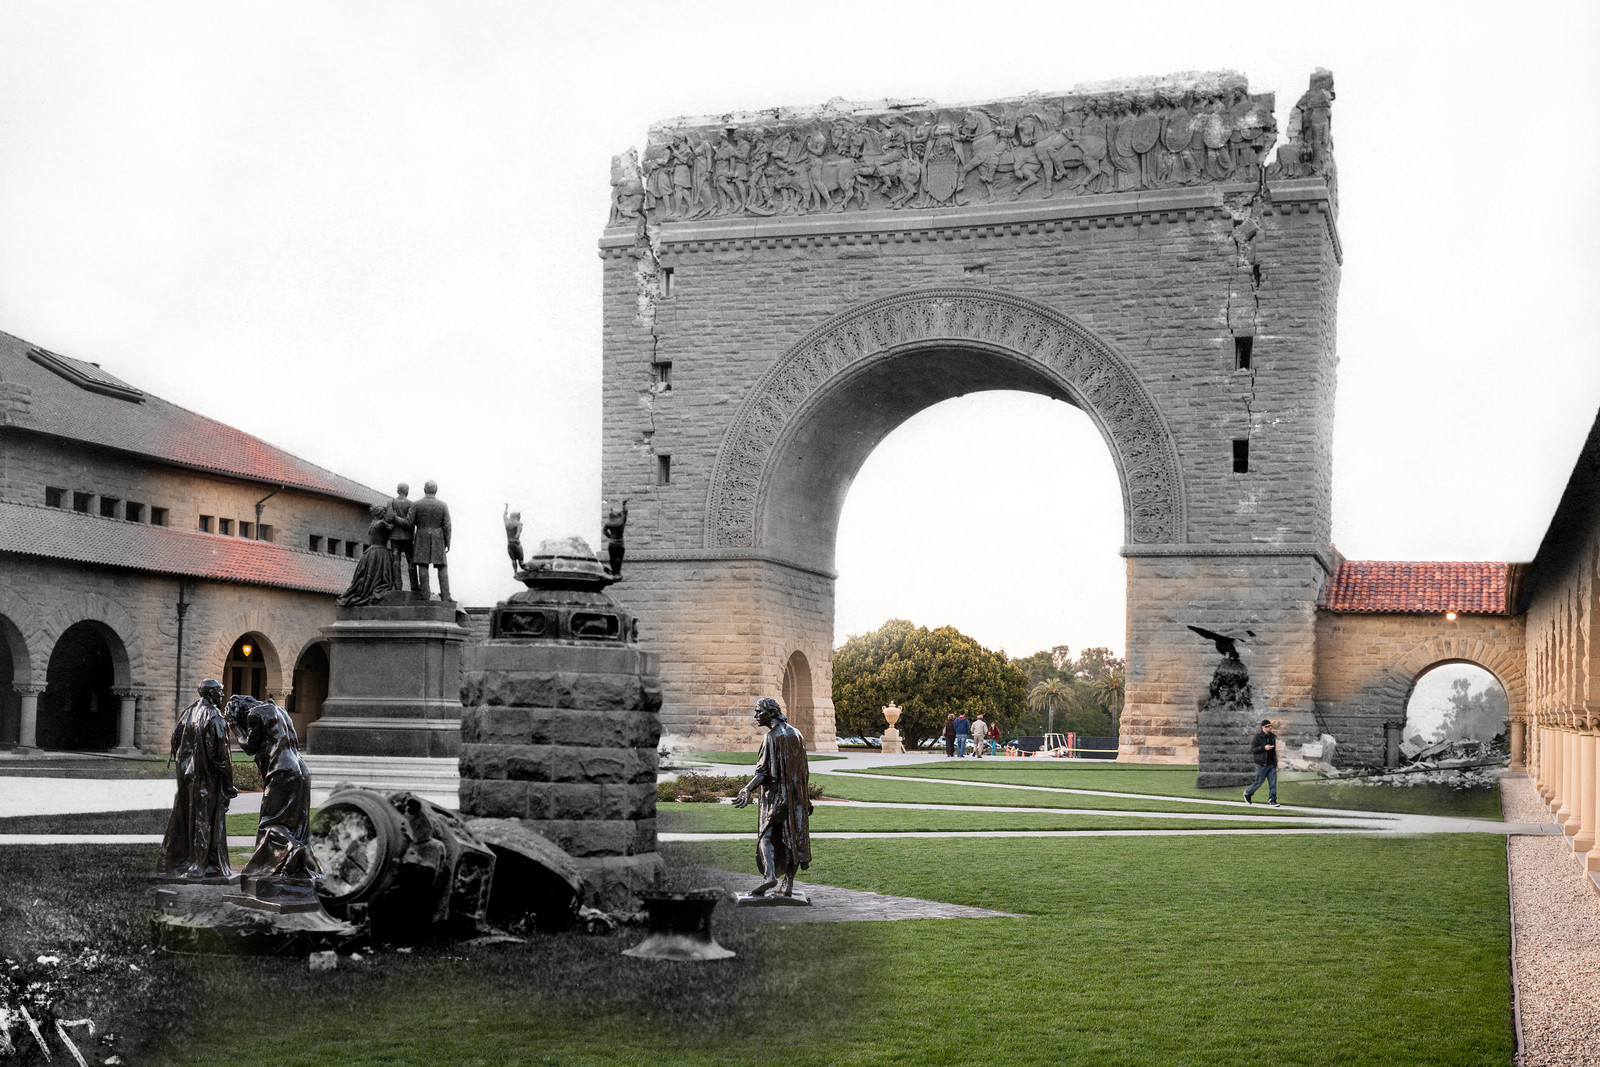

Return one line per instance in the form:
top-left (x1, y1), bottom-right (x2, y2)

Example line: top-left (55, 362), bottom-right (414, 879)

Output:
top-left (833, 619), bottom-right (1028, 751)
top-left (1088, 671), bottom-right (1125, 736)
top-left (1028, 678), bottom-right (1070, 737)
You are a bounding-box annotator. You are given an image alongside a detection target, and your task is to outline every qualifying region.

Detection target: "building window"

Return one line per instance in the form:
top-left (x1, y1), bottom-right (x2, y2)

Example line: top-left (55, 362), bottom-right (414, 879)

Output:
top-left (1234, 335), bottom-right (1254, 371)
top-left (652, 361), bottom-right (673, 393)
top-left (44, 487), bottom-right (65, 508)
top-left (72, 492), bottom-right (92, 513)
top-left (99, 496), bottom-right (120, 518)
top-left (149, 507), bottom-right (167, 526)
top-left (219, 518), bottom-right (233, 536)
top-left (239, 521), bottom-right (253, 539)
top-left (1232, 439), bottom-right (1250, 474)
top-left (199, 515), bottom-right (213, 533)
top-left (656, 454), bottom-right (672, 486)
top-left (660, 267), bottom-right (674, 298)
top-left (346, 542), bottom-right (357, 558)
top-left (257, 524), bottom-right (274, 543)
top-left (309, 535), bottom-right (323, 552)
top-left (327, 538), bottom-right (341, 555)
top-left (124, 501), bottom-right (144, 522)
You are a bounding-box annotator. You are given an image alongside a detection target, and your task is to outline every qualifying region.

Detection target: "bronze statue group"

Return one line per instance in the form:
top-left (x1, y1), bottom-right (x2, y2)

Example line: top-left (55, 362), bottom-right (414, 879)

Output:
top-left (339, 480), bottom-right (454, 607)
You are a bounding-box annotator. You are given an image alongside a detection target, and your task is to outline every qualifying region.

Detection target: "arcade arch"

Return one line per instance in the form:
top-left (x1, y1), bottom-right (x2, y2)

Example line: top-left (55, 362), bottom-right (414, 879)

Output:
top-left (0, 613), bottom-right (27, 747)
top-left (1401, 662), bottom-right (1511, 747)
top-left (781, 650), bottom-right (815, 746)
top-left (289, 640), bottom-right (331, 744)
top-left (38, 620), bottom-right (129, 751)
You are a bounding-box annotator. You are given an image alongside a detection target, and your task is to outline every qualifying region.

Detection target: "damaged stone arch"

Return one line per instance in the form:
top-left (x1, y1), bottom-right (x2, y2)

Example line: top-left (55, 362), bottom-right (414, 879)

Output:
top-left (1384, 639), bottom-right (1527, 730)
top-left (703, 286), bottom-right (1188, 570)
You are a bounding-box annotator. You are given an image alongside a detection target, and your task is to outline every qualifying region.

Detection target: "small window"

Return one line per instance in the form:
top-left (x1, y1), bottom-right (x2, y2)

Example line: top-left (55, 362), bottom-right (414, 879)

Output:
top-left (1234, 335), bottom-right (1254, 371)
top-left (124, 501), bottom-right (144, 522)
top-left (346, 542), bottom-right (357, 558)
top-left (328, 538), bottom-right (341, 555)
top-left (652, 361), bottom-right (673, 393)
top-left (199, 515), bottom-right (213, 533)
top-left (99, 496), bottom-right (120, 518)
top-left (149, 507), bottom-right (167, 526)
top-left (656, 454), bottom-right (672, 486)
top-left (1232, 439), bottom-right (1250, 474)
top-left (309, 534), bottom-right (323, 552)
top-left (218, 518), bottom-right (233, 536)
top-left (44, 487), bottom-right (65, 508)
top-left (239, 521), bottom-right (252, 539)
top-left (72, 492), bottom-right (92, 513)
top-left (660, 267), bottom-right (674, 298)
top-left (257, 524), bottom-right (274, 543)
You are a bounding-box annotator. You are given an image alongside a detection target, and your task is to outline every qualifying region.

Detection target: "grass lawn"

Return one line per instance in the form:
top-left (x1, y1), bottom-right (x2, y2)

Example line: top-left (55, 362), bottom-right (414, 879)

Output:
top-left (848, 762), bottom-right (1505, 820)
top-left (659, 801), bottom-right (1315, 833)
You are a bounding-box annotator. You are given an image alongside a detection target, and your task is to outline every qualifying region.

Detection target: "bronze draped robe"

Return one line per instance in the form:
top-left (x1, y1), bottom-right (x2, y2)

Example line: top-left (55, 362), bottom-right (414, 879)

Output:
top-left (157, 698), bottom-right (234, 879)
top-left (752, 721), bottom-right (812, 874)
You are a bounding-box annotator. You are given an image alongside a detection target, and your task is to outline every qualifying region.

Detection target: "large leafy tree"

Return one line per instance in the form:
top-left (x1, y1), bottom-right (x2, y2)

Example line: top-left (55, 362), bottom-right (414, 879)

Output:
top-left (833, 619), bottom-right (1028, 750)
top-left (1010, 645), bottom-right (1126, 738)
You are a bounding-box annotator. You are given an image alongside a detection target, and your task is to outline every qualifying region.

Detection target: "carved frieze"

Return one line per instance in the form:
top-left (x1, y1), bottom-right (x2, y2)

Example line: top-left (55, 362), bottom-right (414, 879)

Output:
top-left (704, 288), bottom-right (1185, 549)
top-left (609, 71), bottom-right (1336, 227)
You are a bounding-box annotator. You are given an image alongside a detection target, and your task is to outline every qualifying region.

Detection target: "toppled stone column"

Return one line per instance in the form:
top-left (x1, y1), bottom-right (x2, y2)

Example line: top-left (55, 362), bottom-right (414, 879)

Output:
top-left (458, 538), bottom-right (665, 912)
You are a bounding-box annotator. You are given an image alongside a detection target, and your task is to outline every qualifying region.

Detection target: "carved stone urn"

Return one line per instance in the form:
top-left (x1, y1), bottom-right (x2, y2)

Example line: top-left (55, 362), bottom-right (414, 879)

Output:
top-left (881, 702), bottom-right (905, 755)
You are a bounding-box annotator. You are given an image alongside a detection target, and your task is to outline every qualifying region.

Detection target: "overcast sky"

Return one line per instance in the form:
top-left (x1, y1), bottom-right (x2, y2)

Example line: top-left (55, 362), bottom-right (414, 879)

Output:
top-left (3, 1), bottom-right (1598, 660)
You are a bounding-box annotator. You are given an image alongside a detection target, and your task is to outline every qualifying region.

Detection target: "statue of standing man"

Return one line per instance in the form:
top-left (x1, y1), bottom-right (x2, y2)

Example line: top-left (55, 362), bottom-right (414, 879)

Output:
top-left (732, 697), bottom-right (813, 902)
top-left (386, 483), bottom-right (418, 594)
top-left (411, 480), bottom-right (452, 602)
top-left (156, 679), bottom-right (237, 883)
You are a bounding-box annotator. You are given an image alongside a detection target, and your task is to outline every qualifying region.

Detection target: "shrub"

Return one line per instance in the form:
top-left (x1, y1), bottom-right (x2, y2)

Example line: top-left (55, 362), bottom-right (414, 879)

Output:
top-left (657, 773), bottom-right (825, 803)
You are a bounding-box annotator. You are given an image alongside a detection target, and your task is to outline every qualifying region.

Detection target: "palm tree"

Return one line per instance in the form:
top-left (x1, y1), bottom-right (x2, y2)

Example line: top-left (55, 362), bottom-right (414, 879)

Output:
top-left (1028, 678), bottom-right (1069, 737)
top-left (1089, 671), bottom-right (1126, 736)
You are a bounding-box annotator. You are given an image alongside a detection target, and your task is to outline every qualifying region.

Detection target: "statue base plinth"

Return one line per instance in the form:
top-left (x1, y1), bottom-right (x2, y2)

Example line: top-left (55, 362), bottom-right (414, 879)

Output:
top-left (734, 892), bottom-right (810, 907)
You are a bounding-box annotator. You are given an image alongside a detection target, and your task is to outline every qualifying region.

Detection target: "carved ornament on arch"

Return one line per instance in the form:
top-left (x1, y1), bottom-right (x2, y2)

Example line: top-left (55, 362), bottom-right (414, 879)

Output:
top-left (705, 286), bottom-right (1186, 549)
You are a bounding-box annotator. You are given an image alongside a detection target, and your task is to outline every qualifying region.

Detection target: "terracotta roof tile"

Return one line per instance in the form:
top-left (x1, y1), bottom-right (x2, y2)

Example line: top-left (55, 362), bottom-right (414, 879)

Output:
top-left (1320, 560), bottom-right (1509, 615)
top-left (1, 331), bottom-right (383, 505)
top-left (0, 500), bottom-right (354, 595)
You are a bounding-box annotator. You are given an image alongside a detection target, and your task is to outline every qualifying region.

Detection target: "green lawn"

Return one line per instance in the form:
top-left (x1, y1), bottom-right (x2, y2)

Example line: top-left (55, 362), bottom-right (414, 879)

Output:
top-left (659, 801), bottom-right (1314, 833)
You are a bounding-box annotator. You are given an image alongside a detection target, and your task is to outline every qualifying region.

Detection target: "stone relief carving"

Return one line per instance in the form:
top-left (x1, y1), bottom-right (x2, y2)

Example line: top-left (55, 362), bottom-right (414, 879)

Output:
top-left (608, 72), bottom-right (1328, 226)
top-left (705, 289), bottom-right (1184, 549)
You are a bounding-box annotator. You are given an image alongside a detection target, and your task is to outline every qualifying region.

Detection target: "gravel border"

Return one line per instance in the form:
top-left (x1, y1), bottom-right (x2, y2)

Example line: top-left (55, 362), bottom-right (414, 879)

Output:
top-left (1501, 774), bottom-right (1600, 1066)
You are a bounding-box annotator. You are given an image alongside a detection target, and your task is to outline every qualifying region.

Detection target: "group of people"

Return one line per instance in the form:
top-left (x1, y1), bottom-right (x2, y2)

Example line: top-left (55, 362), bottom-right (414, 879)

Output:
top-left (156, 679), bottom-right (319, 887)
top-left (940, 712), bottom-right (995, 758)
top-left (339, 481), bottom-right (453, 606)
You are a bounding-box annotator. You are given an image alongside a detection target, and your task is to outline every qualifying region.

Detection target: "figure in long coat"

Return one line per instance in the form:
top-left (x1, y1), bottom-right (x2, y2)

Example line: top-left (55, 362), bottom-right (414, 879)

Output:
top-left (410, 479), bottom-right (453, 601)
top-left (732, 697), bottom-right (812, 897)
top-left (157, 679), bottom-right (236, 881)
top-left (226, 695), bottom-right (320, 885)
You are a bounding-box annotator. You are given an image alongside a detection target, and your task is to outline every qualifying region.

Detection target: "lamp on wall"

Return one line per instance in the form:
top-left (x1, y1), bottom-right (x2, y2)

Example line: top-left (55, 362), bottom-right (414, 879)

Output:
top-left (241, 643), bottom-right (253, 658)
top-left (1444, 612), bottom-right (1458, 622)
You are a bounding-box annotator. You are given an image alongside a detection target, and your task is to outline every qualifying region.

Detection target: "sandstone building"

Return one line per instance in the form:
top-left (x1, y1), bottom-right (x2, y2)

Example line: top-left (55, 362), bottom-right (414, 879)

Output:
top-left (0, 331), bottom-right (384, 752)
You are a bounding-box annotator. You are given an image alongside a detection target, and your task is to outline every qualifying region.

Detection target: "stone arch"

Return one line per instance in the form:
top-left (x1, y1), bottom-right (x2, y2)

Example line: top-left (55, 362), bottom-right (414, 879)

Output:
top-left (704, 286), bottom-right (1186, 567)
top-left (288, 638), bottom-right (332, 743)
top-left (1378, 636), bottom-right (1527, 729)
top-left (199, 625), bottom-right (285, 698)
top-left (781, 649), bottom-right (816, 749)
top-left (40, 620), bottom-right (129, 750)
top-left (0, 611), bottom-right (32, 688)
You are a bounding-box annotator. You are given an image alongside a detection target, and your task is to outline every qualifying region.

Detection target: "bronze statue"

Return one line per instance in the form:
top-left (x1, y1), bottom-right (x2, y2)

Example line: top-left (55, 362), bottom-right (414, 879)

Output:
top-left (732, 697), bottom-right (812, 899)
top-left (337, 504), bottom-right (397, 606)
top-left (386, 483), bottom-right (418, 593)
top-left (504, 504), bottom-right (525, 576)
top-left (156, 679), bottom-right (237, 882)
top-left (411, 480), bottom-right (453, 601)
top-left (226, 695), bottom-right (321, 896)
top-left (601, 498), bottom-right (628, 578)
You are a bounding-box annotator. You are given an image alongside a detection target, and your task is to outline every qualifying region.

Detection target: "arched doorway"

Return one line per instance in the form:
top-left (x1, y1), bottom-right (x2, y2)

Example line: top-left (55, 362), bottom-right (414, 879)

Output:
top-left (0, 614), bottom-right (23, 748)
top-left (781, 650), bottom-right (815, 749)
top-left (289, 641), bottom-right (330, 746)
top-left (1402, 662), bottom-right (1510, 753)
top-left (39, 621), bottom-right (125, 751)
top-left (223, 634), bottom-right (269, 700)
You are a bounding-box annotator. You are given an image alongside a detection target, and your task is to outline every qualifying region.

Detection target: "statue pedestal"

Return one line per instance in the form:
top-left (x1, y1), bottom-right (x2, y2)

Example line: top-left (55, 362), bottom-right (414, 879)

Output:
top-left (308, 600), bottom-right (469, 758)
top-left (880, 727), bottom-right (905, 754)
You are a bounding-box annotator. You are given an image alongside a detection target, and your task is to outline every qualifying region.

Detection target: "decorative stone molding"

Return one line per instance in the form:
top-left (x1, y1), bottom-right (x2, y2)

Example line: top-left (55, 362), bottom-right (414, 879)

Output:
top-left (704, 286), bottom-right (1185, 549)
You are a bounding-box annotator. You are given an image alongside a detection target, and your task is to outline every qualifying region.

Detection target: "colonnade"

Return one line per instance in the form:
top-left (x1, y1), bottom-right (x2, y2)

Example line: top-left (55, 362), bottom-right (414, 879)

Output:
top-left (1529, 710), bottom-right (1600, 875)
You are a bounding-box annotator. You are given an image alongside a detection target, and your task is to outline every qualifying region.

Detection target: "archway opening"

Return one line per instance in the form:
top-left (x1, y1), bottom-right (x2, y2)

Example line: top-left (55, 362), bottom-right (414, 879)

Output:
top-left (781, 650), bottom-right (815, 749)
top-left (289, 641), bottom-right (331, 746)
top-left (224, 634), bottom-right (268, 700)
top-left (40, 621), bottom-right (122, 751)
top-left (0, 615), bottom-right (19, 748)
top-left (1402, 662), bottom-right (1510, 755)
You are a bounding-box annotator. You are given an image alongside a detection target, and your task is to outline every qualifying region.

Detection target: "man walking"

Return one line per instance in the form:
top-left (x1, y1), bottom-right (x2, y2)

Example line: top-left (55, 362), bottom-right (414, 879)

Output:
top-left (971, 714), bottom-right (989, 758)
top-left (954, 711), bottom-right (970, 758)
top-left (1244, 717), bottom-right (1280, 807)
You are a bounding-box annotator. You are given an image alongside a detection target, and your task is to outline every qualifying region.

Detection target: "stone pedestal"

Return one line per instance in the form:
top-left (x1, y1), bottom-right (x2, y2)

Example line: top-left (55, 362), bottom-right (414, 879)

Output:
top-left (1196, 701), bottom-right (1259, 788)
top-left (459, 640), bottom-right (664, 912)
top-left (308, 600), bottom-right (469, 758)
top-left (880, 703), bottom-right (905, 754)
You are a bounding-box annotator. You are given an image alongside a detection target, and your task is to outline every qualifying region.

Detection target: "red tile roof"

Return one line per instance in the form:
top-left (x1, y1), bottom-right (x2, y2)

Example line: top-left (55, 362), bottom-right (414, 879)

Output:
top-left (1320, 560), bottom-right (1510, 615)
top-left (0, 501), bottom-right (354, 594)
top-left (1, 331), bottom-right (384, 505)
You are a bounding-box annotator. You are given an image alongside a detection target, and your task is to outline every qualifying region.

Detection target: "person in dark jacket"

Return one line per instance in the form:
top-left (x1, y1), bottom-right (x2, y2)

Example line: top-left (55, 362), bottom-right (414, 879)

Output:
top-left (1243, 717), bottom-right (1280, 806)
top-left (954, 712), bottom-right (970, 758)
top-left (943, 714), bottom-right (957, 758)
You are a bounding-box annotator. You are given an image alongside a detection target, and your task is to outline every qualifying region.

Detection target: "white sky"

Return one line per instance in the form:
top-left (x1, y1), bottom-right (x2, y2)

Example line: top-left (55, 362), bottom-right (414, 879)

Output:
top-left (3, 1), bottom-right (1598, 661)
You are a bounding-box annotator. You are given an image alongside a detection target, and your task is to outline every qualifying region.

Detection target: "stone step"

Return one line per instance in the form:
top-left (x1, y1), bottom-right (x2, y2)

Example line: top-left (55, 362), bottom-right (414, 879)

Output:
top-left (304, 754), bottom-right (460, 798)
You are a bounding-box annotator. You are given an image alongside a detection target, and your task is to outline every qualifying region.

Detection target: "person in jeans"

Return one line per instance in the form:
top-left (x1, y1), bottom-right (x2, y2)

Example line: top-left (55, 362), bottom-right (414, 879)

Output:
top-left (954, 712), bottom-right (970, 758)
top-left (1243, 717), bottom-right (1280, 807)
top-left (970, 714), bottom-right (989, 758)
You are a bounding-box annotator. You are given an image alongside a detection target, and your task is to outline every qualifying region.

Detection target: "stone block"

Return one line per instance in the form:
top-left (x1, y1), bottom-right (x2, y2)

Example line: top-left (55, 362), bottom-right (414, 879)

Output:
top-left (599, 782), bottom-right (658, 821)
top-left (460, 706), bottom-right (532, 745)
top-left (460, 779), bottom-right (528, 819)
